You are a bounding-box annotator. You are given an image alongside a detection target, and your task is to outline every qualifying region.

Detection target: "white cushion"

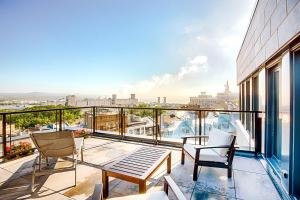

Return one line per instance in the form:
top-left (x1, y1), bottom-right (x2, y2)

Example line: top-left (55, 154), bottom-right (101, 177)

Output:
top-left (183, 144), bottom-right (227, 163)
top-left (109, 191), bottom-right (169, 200)
top-left (207, 128), bottom-right (234, 156)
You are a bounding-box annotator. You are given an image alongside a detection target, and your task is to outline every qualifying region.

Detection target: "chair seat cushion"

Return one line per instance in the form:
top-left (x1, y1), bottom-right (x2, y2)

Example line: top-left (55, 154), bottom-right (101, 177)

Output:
top-left (108, 191), bottom-right (169, 200)
top-left (183, 143), bottom-right (227, 163)
top-left (207, 128), bottom-right (235, 156)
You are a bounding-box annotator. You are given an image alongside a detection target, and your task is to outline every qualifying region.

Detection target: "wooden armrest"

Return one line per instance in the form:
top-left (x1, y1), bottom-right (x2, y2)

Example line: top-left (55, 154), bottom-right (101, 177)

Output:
top-left (194, 145), bottom-right (231, 150)
top-left (92, 183), bottom-right (103, 200)
top-left (164, 176), bottom-right (186, 200)
top-left (182, 135), bottom-right (209, 145)
top-left (181, 135), bottom-right (209, 139)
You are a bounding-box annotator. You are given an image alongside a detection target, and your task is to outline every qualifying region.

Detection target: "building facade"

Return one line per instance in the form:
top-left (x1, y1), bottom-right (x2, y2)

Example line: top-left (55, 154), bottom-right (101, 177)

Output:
top-left (85, 112), bottom-right (128, 132)
top-left (237, 0), bottom-right (300, 199)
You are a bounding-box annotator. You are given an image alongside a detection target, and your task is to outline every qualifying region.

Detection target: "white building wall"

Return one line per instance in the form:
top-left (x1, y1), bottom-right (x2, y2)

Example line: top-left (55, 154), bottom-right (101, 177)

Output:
top-left (237, 0), bottom-right (300, 83)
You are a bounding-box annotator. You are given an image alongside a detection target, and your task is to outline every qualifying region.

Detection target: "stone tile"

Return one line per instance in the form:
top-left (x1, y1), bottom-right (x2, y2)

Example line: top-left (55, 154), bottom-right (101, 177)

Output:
top-left (152, 179), bottom-right (194, 200)
top-left (278, 0), bottom-right (300, 46)
top-left (0, 176), bottom-right (32, 200)
top-left (265, 31), bottom-right (279, 60)
top-left (234, 170), bottom-right (281, 200)
top-left (287, 0), bottom-right (299, 13)
top-left (233, 156), bottom-right (266, 174)
top-left (162, 159), bottom-right (198, 189)
top-left (195, 167), bottom-right (236, 198)
top-left (0, 168), bottom-right (13, 184)
top-left (265, 0), bottom-right (277, 22)
top-left (260, 20), bottom-right (271, 46)
top-left (83, 137), bottom-right (115, 149)
top-left (192, 188), bottom-right (236, 200)
top-left (20, 187), bottom-right (72, 200)
top-left (0, 154), bottom-right (37, 182)
top-left (0, 154), bottom-right (36, 173)
top-left (270, 0), bottom-right (287, 34)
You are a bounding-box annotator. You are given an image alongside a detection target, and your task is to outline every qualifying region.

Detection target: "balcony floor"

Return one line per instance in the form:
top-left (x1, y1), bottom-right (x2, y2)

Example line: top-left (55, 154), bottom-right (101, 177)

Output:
top-left (0, 137), bottom-right (281, 200)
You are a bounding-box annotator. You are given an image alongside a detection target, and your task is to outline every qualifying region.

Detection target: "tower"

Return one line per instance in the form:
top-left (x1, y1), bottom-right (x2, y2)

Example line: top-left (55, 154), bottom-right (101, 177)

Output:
top-left (225, 81), bottom-right (230, 94)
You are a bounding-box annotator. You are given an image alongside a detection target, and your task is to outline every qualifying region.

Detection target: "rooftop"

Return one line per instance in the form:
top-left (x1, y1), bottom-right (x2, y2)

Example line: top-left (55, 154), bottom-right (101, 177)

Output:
top-left (0, 137), bottom-right (281, 200)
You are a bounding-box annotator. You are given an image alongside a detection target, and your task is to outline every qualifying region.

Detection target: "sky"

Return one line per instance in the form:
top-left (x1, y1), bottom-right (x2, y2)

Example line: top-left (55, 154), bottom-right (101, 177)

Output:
top-left (0, 0), bottom-right (255, 103)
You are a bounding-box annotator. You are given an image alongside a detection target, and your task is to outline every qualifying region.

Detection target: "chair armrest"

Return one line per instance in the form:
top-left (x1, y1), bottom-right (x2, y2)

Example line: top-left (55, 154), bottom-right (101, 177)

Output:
top-left (92, 183), bottom-right (103, 200)
top-left (194, 145), bottom-right (231, 150)
top-left (181, 135), bottom-right (209, 139)
top-left (164, 176), bottom-right (186, 200)
top-left (182, 135), bottom-right (209, 145)
top-left (234, 144), bottom-right (240, 149)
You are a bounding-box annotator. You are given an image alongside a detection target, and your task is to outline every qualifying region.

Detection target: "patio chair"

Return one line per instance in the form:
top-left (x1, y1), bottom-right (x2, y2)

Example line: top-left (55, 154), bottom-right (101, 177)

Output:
top-left (30, 131), bottom-right (84, 192)
top-left (181, 128), bottom-right (238, 181)
top-left (91, 176), bottom-right (186, 200)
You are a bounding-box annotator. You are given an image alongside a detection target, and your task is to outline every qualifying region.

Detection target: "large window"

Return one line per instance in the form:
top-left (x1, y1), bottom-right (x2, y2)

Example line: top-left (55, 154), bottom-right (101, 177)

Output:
top-left (258, 69), bottom-right (266, 154)
top-left (267, 52), bottom-right (291, 192)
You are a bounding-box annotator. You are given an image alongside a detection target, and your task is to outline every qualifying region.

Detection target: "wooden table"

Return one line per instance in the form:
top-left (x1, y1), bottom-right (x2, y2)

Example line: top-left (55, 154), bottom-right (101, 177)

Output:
top-left (102, 147), bottom-right (172, 198)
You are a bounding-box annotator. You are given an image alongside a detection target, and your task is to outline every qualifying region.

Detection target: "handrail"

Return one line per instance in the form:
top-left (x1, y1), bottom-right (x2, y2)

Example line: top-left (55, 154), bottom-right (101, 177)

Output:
top-left (0, 105), bottom-right (263, 159)
top-left (0, 105), bottom-right (263, 115)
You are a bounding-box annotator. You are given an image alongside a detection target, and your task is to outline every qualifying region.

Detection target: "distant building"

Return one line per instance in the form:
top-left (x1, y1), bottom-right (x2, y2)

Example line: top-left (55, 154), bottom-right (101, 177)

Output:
top-left (216, 81), bottom-right (239, 102)
top-left (163, 97), bottom-right (167, 104)
top-left (189, 92), bottom-right (217, 108)
top-left (189, 81), bottom-right (238, 109)
top-left (65, 94), bottom-right (139, 107)
top-left (85, 112), bottom-right (128, 132)
top-left (114, 94), bottom-right (138, 106)
top-left (66, 95), bottom-right (76, 106)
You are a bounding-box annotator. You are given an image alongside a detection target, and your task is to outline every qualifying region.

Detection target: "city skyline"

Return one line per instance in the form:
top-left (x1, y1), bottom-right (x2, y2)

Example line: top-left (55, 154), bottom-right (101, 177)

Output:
top-left (0, 0), bottom-right (255, 100)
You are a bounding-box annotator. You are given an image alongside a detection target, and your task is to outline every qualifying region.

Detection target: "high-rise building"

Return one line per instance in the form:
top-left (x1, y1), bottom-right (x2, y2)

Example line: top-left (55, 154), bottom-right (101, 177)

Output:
top-left (65, 95), bottom-right (76, 106)
top-left (237, 0), bottom-right (300, 198)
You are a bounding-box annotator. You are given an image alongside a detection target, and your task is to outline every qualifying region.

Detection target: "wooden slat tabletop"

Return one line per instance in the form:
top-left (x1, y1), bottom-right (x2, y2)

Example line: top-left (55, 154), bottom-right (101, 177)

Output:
top-left (104, 147), bottom-right (171, 180)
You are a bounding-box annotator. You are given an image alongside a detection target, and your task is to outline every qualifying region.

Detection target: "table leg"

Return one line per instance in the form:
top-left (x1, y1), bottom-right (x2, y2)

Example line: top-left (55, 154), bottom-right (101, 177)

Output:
top-left (139, 180), bottom-right (146, 194)
top-left (102, 170), bottom-right (109, 198)
top-left (167, 153), bottom-right (171, 174)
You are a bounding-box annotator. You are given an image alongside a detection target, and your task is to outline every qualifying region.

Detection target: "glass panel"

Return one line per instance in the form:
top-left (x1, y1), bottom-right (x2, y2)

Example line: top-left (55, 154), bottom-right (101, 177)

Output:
top-left (4, 111), bottom-right (58, 160)
top-left (203, 111), bottom-right (253, 151)
top-left (279, 52), bottom-right (291, 190)
top-left (123, 108), bottom-right (155, 140)
top-left (159, 110), bottom-right (198, 143)
top-left (63, 108), bottom-right (92, 135)
top-left (94, 108), bottom-right (121, 135)
top-left (258, 69), bottom-right (266, 154)
top-left (0, 115), bottom-right (3, 157)
top-left (267, 52), bottom-right (290, 191)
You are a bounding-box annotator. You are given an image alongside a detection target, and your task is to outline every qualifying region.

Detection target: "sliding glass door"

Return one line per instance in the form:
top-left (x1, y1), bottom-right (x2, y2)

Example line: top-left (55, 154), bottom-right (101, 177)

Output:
top-left (267, 53), bottom-right (291, 192)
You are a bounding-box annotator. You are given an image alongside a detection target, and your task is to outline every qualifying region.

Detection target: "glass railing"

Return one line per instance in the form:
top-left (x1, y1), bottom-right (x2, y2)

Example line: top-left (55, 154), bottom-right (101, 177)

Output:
top-left (0, 106), bottom-right (262, 159)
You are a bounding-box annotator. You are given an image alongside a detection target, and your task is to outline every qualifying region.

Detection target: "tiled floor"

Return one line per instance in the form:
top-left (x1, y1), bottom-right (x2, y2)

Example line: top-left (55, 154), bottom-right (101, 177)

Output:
top-left (0, 137), bottom-right (282, 200)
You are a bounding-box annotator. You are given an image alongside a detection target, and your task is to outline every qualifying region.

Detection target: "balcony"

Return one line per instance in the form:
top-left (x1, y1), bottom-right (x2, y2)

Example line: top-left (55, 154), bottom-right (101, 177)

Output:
top-left (0, 106), bottom-right (281, 199)
top-left (0, 137), bottom-right (281, 200)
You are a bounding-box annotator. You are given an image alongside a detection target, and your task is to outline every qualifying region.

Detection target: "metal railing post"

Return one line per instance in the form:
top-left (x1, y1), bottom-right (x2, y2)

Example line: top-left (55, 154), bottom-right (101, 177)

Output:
top-left (155, 108), bottom-right (158, 144)
top-left (2, 114), bottom-right (7, 157)
top-left (93, 107), bottom-right (96, 134)
top-left (120, 108), bottom-right (124, 138)
top-left (254, 112), bottom-right (262, 157)
top-left (199, 111), bottom-right (202, 145)
top-left (59, 109), bottom-right (62, 131)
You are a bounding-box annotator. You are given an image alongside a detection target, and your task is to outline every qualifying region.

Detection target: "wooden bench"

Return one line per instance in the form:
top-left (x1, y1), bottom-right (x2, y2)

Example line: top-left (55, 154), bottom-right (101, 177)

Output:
top-left (102, 147), bottom-right (172, 198)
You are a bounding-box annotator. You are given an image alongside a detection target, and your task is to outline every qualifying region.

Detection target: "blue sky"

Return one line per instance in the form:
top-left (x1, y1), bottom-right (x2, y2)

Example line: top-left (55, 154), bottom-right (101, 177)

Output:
top-left (0, 0), bottom-right (255, 102)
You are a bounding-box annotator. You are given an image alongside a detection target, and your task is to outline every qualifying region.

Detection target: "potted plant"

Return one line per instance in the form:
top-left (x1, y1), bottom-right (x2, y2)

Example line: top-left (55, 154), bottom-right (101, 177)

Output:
top-left (73, 128), bottom-right (89, 138)
top-left (6, 141), bottom-right (33, 160)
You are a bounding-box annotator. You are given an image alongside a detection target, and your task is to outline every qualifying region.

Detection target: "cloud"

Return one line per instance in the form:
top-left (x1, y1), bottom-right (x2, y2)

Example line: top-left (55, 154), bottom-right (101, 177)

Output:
top-left (118, 55), bottom-right (208, 97)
